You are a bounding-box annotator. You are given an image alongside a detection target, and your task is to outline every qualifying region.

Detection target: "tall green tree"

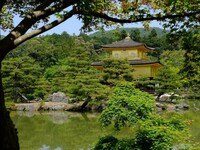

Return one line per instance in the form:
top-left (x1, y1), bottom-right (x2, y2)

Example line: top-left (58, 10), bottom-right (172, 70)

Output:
top-left (15, 34), bottom-right (74, 68)
top-left (0, 0), bottom-right (199, 149)
top-left (155, 50), bottom-right (185, 95)
top-left (165, 33), bottom-right (183, 50)
top-left (119, 29), bottom-right (128, 40)
top-left (146, 29), bottom-right (162, 58)
top-left (155, 66), bottom-right (183, 96)
top-left (101, 58), bottom-right (134, 87)
top-left (2, 56), bottom-right (51, 102)
top-left (130, 28), bottom-right (141, 41)
top-left (45, 38), bottom-right (108, 109)
top-left (181, 30), bottom-right (200, 97)
top-left (112, 29), bottom-right (128, 41)
top-left (148, 28), bottom-right (157, 38)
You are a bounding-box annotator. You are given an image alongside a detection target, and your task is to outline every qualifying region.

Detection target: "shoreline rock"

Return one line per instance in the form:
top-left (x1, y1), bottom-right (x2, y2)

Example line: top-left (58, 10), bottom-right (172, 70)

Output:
top-left (9, 100), bottom-right (190, 112)
top-left (9, 101), bottom-right (84, 112)
top-left (156, 102), bottom-right (190, 112)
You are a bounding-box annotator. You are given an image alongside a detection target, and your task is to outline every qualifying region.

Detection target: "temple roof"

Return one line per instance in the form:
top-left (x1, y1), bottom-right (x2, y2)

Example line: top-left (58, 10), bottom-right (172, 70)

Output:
top-left (91, 60), bottom-right (161, 66)
top-left (101, 36), bottom-right (154, 50)
top-left (128, 60), bottom-right (160, 65)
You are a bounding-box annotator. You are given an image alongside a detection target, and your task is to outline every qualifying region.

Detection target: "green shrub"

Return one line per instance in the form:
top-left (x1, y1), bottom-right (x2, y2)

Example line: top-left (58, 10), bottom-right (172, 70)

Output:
top-left (100, 82), bottom-right (155, 130)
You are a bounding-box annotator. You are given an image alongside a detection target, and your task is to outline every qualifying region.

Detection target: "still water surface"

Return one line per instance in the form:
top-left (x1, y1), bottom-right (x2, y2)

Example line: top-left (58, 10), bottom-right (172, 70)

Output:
top-left (11, 111), bottom-right (132, 150)
top-left (182, 100), bottom-right (200, 149)
top-left (10, 100), bottom-right (200, 150)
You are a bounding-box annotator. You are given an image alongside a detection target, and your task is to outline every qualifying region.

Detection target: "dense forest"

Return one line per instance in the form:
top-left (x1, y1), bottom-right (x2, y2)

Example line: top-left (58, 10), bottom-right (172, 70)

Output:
top-left (2, 27), bottom-right (199, 106)
top-left (2, 27), bottom-right (200, 149)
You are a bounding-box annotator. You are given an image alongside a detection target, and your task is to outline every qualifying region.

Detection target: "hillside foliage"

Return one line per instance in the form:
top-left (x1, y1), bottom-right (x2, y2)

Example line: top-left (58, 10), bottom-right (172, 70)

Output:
top-left (2, 27), bottom-right (200, 103)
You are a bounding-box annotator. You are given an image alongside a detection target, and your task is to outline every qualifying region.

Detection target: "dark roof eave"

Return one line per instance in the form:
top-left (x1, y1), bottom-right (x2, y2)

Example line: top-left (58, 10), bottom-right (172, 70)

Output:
top-left (144, 44), bottom-right (155, 50)
top-left (128, 60), bottom-right (161, 65)
top-left (91, 60), bottom-right (162, 66)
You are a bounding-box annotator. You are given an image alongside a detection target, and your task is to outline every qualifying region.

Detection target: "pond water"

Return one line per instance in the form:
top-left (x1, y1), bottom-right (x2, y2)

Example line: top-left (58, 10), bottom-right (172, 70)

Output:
top-left (10, 100), bottom-right (200, 150)
top-left (10, 111), bottom-right (133, 150)
top-left (182, 100), bottom-right (200, 148)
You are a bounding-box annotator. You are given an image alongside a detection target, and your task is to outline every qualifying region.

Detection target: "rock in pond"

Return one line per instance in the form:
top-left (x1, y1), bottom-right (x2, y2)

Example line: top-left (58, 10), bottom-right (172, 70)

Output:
top-left (175, 103), bottom-right (190, 110)
top-left (158, 93), bottom-right (171, 102)
top-left (13, 103), bottom-right (41, 111)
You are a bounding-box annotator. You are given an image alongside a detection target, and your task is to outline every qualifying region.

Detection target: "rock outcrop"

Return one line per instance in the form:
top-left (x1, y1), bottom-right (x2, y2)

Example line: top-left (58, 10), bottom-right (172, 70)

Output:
top-left (48, 92), bottom-right (69, 103)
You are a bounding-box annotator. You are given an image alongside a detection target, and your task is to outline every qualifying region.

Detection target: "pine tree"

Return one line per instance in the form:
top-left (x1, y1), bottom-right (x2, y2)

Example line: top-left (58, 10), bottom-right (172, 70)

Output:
top-left (2, 56), bottom-right (49, 102)
top-left (101, 58), bottom-right (134, 87)
top-left (130, 29), bottom-right (141, 41)
top-left (45, 38), bottom-right (109, 105)
top-left (181, 30), bottom-right (200, 96)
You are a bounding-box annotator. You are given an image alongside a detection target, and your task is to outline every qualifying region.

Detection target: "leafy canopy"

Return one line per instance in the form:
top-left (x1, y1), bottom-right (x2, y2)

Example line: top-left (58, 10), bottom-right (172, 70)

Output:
top-left (97, 82), bottom-right (188, 150)
top-left (100, 82), bottom-right (155, 130)
top-left (0, 0), bottom-right (199, 61)
top-left (1, 0), bottom-right (199, 31)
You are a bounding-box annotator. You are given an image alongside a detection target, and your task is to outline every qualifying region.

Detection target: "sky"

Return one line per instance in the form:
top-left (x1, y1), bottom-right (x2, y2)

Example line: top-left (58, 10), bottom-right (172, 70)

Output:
top-left (41, 16), bottom-right (163, 35)
top-left (1, 15), bottom-right (163, 36)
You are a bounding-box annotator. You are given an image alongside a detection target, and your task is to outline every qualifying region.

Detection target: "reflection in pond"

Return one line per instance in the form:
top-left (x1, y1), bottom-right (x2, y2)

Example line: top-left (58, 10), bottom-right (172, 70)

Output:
top-left (182, 100), bottom-right (200, 148)
top-left (11, 111), bottom-right (132, 150)
top-left (16, 110), bottom-right (40, 117)
top-left (10, 100), bottom-right (200, 150)
top-left (49, 111), bottom-right (68, 124)
top-left (39, 144), bottom-right (62, 150)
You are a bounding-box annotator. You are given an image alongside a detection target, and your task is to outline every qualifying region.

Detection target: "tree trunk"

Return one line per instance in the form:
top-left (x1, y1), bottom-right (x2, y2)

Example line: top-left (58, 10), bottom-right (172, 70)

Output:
top-left (0, 62), bottom-right (19, 150)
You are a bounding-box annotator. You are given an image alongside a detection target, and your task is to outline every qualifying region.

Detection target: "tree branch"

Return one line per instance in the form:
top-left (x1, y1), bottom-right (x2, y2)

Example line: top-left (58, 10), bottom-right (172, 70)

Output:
top-left (0, 0), bottom-right (6, 12)
top-left (8, 0), bottom-right (80, 40)
top-left (14, 9), bottom-right (76, 47)
top-left (0, 0), bottom-right (81, 61)
top-left (77, 10), bottom-right (200, 23)
top-left (34, 0), bottom-right (54, 11)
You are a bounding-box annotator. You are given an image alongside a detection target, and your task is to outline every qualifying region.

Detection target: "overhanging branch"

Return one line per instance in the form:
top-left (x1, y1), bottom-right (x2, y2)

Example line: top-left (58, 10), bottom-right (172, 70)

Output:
top-left (0, 0), bottom-right (6, 12)
top-left (0, 1), bottom-right (80, 61)
top-left (14, 9), bottom-right (76, 47)
top-left (9, 0), bottom-right (80, 39)
top-left (77, 10), bottom-right (200, 23)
